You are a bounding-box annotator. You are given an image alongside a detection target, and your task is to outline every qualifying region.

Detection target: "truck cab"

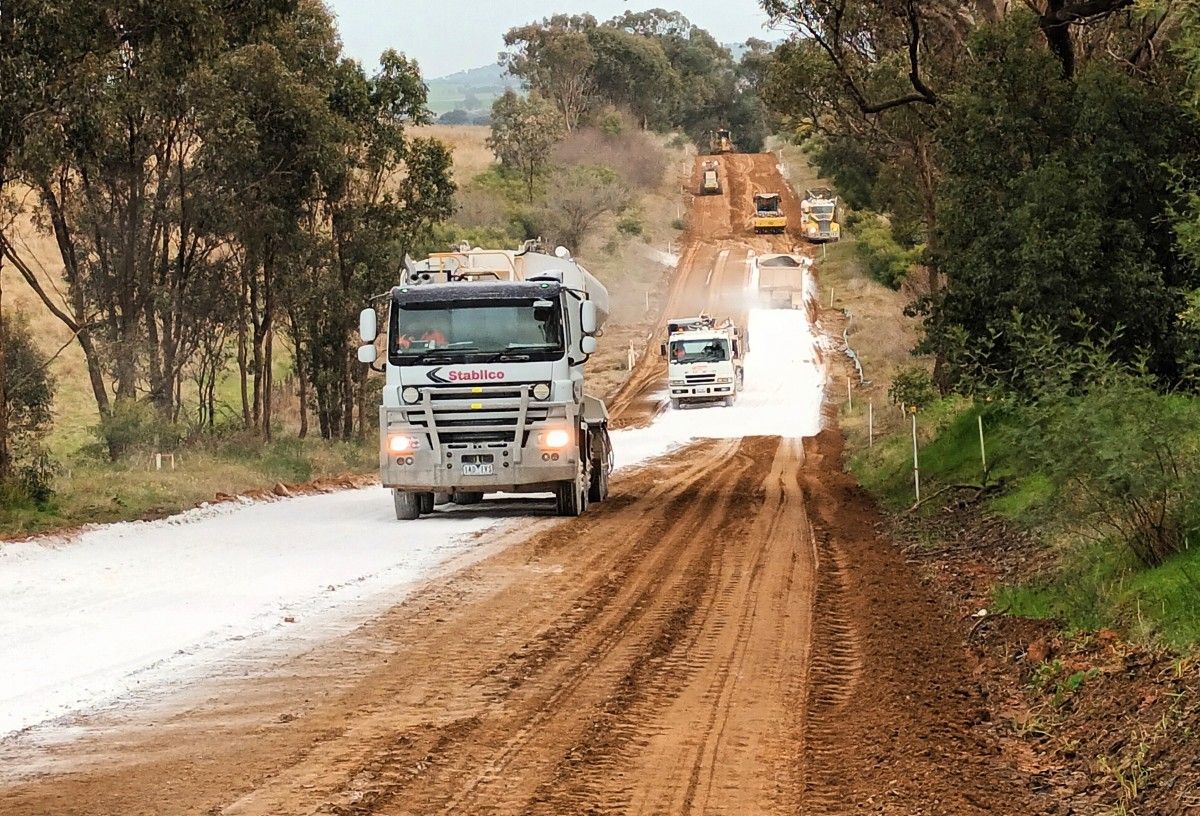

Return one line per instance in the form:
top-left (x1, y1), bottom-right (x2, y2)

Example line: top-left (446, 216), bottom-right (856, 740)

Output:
top-left (661, 316), bottom-right (745, 409)
top-left (800, 189), bottom-right (841, 243)
top-left (358, 244), bottom-right (613, 520)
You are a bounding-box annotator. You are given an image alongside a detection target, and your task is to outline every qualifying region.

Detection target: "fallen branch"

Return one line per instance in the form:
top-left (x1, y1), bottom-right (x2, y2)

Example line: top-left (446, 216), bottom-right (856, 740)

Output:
top-left (903, 483), bottom-right (991, 515)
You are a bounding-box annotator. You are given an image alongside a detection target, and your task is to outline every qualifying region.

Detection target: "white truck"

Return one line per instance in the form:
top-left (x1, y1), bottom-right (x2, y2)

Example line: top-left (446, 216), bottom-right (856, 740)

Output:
top-left (754, 253), bottom-right (811, 309)
top-left (660, 316), bottom-right (745, 409)
top-left (357, 243), bottom-right (613, 519)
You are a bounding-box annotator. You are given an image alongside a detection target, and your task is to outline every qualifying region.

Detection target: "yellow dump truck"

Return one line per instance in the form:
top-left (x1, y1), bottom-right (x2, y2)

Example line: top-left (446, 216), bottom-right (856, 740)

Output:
top-left (752, 193), bottom-right (787, 234)
top-left (711, 128), bottom-right (733, 154)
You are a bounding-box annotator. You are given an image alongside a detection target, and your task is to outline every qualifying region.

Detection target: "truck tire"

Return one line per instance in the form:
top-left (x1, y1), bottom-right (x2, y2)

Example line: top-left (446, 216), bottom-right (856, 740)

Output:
top-left (555, 477), bottom-right (587, 517)
top-left (453, 491), bottom-right (483, 505)
top-left (393, 489), bottom-right (421, 520)
top-left (433, 491), bottom-right (452, 506)
top-left (670, 398), bottom-right (681, 410)
top-left (588, 458), bottom-right (609, 503)
top-left (723, 395), bottom-right (735, 407)
top-left (418, 492), bottom-right (435, 514)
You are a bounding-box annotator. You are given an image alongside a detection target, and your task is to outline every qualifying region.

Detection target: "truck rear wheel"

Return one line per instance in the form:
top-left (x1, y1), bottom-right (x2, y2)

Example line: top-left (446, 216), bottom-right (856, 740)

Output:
top-left (393, 489), bottom-right (420, 520)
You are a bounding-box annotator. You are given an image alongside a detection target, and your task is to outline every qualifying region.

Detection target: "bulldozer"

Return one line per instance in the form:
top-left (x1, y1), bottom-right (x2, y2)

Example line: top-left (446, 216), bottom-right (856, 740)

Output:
top-left (799, 188), bottom-right (841, 243)
top-left (710, 128), bottom-right (734, 154)
top-left (752, 192), bottom-right (787, 234)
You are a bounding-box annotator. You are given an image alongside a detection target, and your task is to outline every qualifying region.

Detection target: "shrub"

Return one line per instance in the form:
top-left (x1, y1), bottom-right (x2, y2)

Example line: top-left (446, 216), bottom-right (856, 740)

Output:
top-left (1011, 330), bottom-right (1200, 566)
top-left (617, 213), bottom-right (644, 236)
top-left (888, 366), bottom-right (937, 412)
top-left (853, 215), bottom-right (921, 289)
top-left (95, 400), bottom-right (183, 458)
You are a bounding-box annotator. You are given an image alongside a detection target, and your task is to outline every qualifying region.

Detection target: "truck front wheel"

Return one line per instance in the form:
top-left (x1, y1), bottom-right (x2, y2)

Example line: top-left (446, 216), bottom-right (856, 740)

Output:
top-left (393, 489), bottom-right (421, 520)
top-left (588, 459), bottom-right (609, 503)
top-left (418, 492), bottom-right (435, 514)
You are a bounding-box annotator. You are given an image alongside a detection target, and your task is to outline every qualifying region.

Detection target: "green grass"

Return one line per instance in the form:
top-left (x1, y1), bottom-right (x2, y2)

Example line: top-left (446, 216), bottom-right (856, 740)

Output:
top-left (860, 397), bottom-right (1200, 650)
top-left (994, 541), bottom-right (1200, 648)
top-left (0, 434), bottom-right (375, 539)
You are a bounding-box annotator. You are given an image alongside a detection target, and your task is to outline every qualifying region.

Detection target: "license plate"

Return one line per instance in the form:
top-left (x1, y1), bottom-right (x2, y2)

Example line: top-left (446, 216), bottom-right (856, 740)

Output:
top-left (462, 463), bottom-right (494, 476)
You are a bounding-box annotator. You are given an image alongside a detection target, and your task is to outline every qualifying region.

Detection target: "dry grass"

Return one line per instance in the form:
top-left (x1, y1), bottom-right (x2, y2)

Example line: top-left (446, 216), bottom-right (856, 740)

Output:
top-left (411, 124), bottom-right (494, 183)
top-left (552, 126), bottom-right (669, 191)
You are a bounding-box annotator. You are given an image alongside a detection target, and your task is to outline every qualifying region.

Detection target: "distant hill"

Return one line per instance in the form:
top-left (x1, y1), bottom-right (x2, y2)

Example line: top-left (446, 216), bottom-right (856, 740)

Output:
top-left (426, 63), bottom-right (518, 117)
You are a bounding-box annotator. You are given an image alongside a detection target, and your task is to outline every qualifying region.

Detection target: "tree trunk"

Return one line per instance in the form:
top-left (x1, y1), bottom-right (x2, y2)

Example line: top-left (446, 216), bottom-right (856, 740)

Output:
top-left (263, 329), bottom-right (273, 442)
top-left (0, 260), bottom-right (10, 481)
top-left (293, 331), bottom-right (309, 440)
top-left (237, 282), bottom-right (251, 427)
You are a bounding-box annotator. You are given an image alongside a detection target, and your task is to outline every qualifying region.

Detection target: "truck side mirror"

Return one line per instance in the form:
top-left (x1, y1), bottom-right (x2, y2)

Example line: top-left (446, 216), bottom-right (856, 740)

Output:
top-left (580, 336), bottom-right (597, 355)
top-left (659, 343), bottom-right (667, 358)
top-left (357, 345), bottom-right (377, 364)
top-left (580, 300), bottom-right (598, 335)
top-left (359, 307), bottom-right (377, 343)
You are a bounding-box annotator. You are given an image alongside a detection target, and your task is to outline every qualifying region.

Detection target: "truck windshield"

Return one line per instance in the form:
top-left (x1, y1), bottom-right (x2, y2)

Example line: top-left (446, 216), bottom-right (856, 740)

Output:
top-left (756, 199), bottom-right (779, 213)
top-left (811, 204), bottom-right (835, 217)
top-left (389, 298), bottom-right (564, 364)
top-left (670, 338), bottom-right (729, 364)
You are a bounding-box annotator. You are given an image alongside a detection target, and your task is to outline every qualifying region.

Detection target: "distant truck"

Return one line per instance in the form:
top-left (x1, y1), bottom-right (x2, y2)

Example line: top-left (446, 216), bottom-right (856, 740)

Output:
top-left (752, 192), bottom-right (787, 234)
top-left (661, 315), bottom-right (745, 409)
top-left (711, 128), bottom-right (734, 154)
top-left (700, 160), bottom-right (721, 195)
top-left (800, 188), bottom-right (841, 243)
top-left (755, 253), bottom-right (811, 309)
top-left (357, 243), bottom-right (613, 519)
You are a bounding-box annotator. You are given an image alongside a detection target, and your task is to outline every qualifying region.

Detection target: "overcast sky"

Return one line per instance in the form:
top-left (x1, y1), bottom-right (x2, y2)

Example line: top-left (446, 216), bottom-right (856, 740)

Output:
top-left (324, 1), bottom-right (779, 79)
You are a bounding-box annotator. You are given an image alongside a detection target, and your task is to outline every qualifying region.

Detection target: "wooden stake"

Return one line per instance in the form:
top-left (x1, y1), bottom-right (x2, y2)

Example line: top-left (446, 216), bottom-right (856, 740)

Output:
top-left (978, 414), bottom-right (987, 476)
top-left (869, 401), bottom-right (874, 448)
top-left (911, 412), bottom-right (921, 504)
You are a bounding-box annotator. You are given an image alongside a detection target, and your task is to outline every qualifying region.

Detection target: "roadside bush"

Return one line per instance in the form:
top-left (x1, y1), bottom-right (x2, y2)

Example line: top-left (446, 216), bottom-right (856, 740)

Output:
top-left (854, 215), bottom-right (921, 289)
top-left (617, 213), bottom-right (644, 236)
top-left (1012, 330), bottom-right (1200, 567)
top-left (888, 366), bottom-right (937, 411)
top-left (94, 400), bottom-right (184, 459)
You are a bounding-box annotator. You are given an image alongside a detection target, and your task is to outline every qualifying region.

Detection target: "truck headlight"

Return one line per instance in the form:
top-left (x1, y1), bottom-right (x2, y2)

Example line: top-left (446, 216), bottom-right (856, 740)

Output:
top-left (402, 386), bottom-right (421, 404)
top-left (388, 434), bottom-right (419, 453)
top-left (716, 377), bottom-right (733, 384)
top-left (532, 383), bottom-right (551, 401)
top-left (539, 428), bottom-right (572, 450)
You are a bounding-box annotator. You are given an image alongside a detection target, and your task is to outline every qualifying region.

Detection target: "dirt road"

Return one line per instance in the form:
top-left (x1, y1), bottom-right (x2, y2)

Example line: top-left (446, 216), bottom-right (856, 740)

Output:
top-left (0, 155), bottom-right (1043, 815)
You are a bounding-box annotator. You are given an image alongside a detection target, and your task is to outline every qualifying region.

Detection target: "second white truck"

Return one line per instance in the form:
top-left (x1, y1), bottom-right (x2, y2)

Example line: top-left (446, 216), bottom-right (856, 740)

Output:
top-left (661, 316), bottom-right (745, 409)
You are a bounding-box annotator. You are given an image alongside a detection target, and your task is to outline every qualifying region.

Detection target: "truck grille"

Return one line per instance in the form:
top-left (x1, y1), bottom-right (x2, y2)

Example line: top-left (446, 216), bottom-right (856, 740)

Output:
top-left (686, 374), bottom-right (716, 384)
top-left (389, 383), bottom-right (551, 447)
